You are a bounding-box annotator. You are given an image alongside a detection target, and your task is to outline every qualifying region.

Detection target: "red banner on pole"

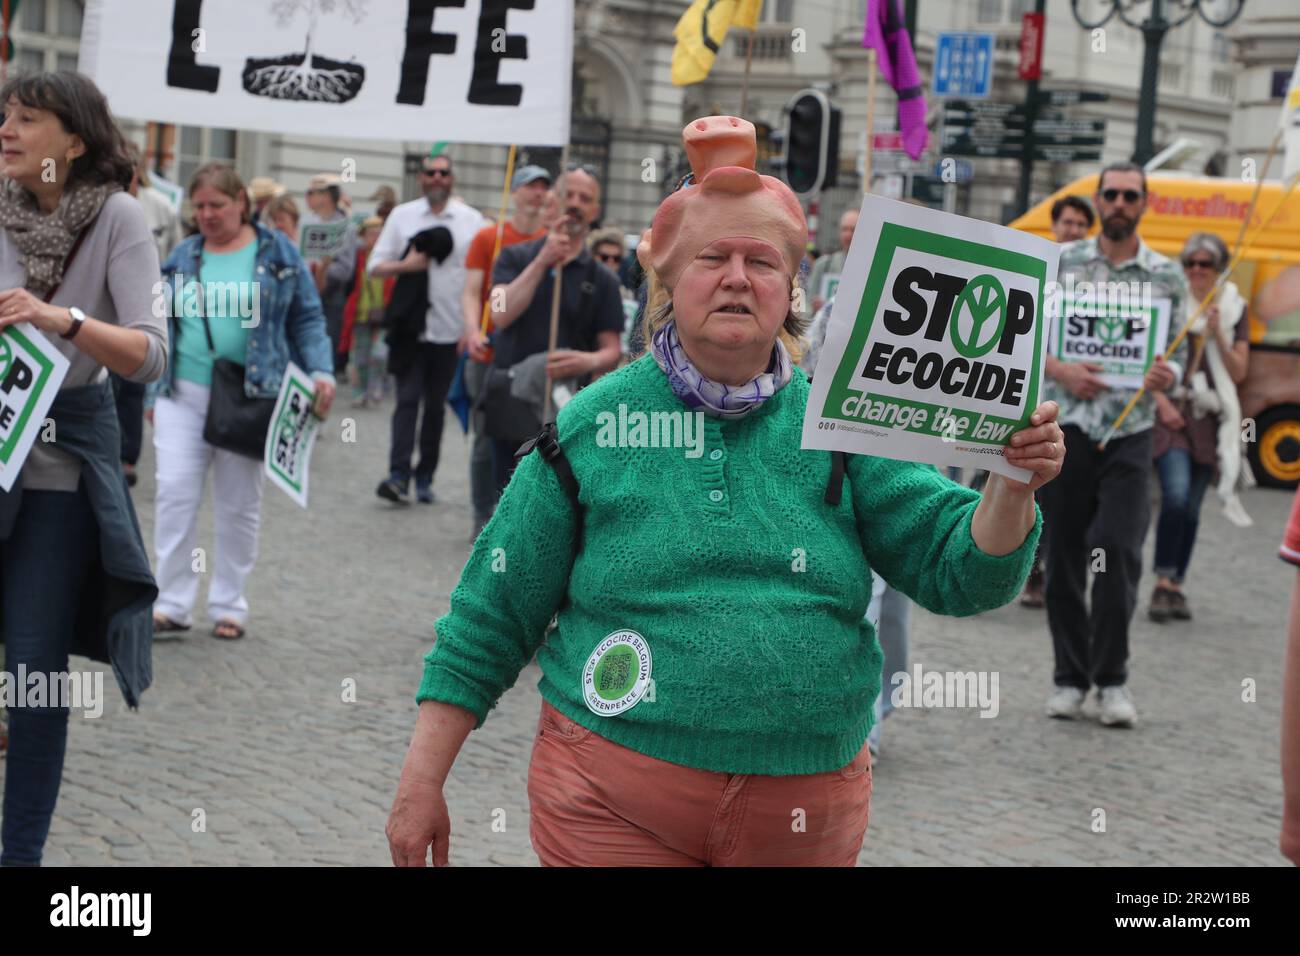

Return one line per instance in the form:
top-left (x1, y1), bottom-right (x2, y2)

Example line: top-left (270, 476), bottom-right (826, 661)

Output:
top-left (1019, 12), bottom-right (1044, 81)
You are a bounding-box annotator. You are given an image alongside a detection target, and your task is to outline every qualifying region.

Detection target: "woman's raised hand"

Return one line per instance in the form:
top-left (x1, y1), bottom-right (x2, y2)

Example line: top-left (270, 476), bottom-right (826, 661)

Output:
top-left (999, 400), bottom-right (1065, 494)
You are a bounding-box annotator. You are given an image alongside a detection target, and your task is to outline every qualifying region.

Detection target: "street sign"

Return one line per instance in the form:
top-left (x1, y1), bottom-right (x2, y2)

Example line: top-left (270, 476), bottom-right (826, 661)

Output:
top-left (941, 139), bottom-right (1103, 162)
top-left (933, 33), bottom-right (994, 99)
top-left (910, 174), bottom-right (946, 207)
top-left (1035, 89), bottom-right (1110, 106)
top-left (1036, 146), bottom-right (1101, 163)
top-left (1018, 12), bottom-right (1044, 81)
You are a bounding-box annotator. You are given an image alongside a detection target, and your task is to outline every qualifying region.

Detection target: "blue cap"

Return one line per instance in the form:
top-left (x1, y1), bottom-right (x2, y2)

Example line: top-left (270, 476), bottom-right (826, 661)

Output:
top-left (511, 164), bottom-right (552, 191)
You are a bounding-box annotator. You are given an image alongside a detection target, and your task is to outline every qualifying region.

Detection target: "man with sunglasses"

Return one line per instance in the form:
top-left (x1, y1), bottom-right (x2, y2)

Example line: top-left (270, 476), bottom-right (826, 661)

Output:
top-left (369, 154), bottom-right (485, 504)
top-left (1039, 162), bottom-right (1188, 729)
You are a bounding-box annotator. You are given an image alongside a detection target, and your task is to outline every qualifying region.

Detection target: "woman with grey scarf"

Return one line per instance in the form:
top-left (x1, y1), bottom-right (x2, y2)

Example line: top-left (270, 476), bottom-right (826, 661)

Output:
top-left (0, 72), bottom-right (166, 866)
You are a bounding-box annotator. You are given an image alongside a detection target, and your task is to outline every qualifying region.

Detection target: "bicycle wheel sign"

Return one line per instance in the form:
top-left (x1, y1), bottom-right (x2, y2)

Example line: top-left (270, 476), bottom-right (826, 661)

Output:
top-left (0, 324), bottom-right (70, 493)
top-left (801, 195), bottom-right (1060, 482)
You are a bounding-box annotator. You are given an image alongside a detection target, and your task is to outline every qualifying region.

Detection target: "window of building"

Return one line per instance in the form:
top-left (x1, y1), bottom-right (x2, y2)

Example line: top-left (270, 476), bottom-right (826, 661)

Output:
top-left (1211, 71), bottom-right (1235, 99)
top-left (769, 0), bottom-right (794, 22)
top-left (1158, 61), bottom-right (1182, 90)
top-left (1009, 0), bottom-right (1033, 19)
top-left (19, 0), bottom-right (46, 34)
top-left (976, 0), bottom-right (1002, 24)
top-left (1211, 32), bottom-right (1230, 63)
top-left (16, 48), bottom-right (44, 75)
top-left (177, 126), bottom-right (238, 189)
top-left (10, 0), bottom-right (83, 78)
top-left (56, 0), bottom-right (81, 38)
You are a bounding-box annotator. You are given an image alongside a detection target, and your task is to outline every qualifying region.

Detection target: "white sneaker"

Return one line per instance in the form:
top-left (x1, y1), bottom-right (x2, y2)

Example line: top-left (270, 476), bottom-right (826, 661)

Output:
top-left (1098, 685), bottom-right (1138, 728)
top-left (1045, 686), bottom-right (1085, 719)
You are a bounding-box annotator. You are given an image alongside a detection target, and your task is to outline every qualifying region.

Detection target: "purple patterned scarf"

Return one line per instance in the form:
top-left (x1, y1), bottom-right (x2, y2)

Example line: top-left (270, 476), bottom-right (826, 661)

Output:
top-left (651, 320), bottom-right (792, 419)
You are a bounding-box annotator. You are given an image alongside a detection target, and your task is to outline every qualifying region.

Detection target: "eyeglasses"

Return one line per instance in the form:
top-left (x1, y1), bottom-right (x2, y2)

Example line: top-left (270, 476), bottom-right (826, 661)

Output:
top-left (1182, 257), bottom-right (1218, 271)
top-left (1101, 188), bottom-right (1142, 204)
top-left (566, 162), bottom-right (601, 179)
top-left (596, 252), bottom-right (621, 264)
top-left (421, 168), bottom-right (452, 178)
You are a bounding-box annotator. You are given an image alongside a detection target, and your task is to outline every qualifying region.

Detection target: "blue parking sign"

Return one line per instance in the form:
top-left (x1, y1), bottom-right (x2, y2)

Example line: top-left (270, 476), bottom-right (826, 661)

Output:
top-left (933, 32), bottom-right (994, 99)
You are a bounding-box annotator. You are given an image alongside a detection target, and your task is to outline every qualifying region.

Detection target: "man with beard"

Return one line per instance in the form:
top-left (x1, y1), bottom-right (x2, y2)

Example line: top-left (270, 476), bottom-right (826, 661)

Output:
top-left (485, 165), bottom-right (624, 488)
top-left (1040, 162), bottom-right (1188, 728)
top-left (369, 154), bottom-right (485, 504)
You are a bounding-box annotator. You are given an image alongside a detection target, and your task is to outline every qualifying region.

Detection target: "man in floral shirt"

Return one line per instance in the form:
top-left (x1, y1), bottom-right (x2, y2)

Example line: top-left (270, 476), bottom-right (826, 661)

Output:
top-left (1040, 162), bottom-right (1188, 729)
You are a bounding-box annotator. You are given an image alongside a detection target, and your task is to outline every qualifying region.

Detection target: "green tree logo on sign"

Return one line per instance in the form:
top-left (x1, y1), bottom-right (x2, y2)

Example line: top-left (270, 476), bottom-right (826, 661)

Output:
top-left (951, 274), bottom-right (1007, 358)
top-left (0, 337), bottom-right (11, 385)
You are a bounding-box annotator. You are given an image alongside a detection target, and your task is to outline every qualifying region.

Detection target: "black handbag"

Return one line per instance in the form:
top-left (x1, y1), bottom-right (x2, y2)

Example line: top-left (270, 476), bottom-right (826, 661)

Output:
top-left (478, 364), bottom-right (544, 447)
top-left (192, 259), bottom-right (276, 459)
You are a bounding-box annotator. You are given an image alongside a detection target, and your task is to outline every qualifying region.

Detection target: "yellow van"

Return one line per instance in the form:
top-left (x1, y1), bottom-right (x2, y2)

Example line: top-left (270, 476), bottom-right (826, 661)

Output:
top-left (1011, 173), bottom-right (1300, 488)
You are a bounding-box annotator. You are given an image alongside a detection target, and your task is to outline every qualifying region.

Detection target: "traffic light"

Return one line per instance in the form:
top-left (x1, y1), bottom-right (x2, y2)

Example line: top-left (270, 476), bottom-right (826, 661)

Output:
top-left (782, 89), bottom-right (841, 196)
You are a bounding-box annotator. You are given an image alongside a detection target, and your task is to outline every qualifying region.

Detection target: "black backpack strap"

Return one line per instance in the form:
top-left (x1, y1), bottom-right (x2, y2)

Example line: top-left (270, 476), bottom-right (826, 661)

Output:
top-left (825, 450), bottom-right (847, 506)
top-left (516, 422), bottom-right (584, 551)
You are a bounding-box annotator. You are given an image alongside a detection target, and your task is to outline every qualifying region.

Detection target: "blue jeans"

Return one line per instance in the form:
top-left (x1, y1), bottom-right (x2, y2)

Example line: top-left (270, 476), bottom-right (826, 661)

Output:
top-left (868, 573), bottom-right (912, 750)
top-left (1153, 447), bottom-right (1213, 584)
top-left (1, 486), bottom-right (98, 866)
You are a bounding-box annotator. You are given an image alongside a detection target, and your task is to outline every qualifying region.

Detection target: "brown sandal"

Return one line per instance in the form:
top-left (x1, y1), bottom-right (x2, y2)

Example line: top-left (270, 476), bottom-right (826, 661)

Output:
top-left (153, 614), bottom-right (190, 634)
top-left (212, 620), bottom-right (246, 640)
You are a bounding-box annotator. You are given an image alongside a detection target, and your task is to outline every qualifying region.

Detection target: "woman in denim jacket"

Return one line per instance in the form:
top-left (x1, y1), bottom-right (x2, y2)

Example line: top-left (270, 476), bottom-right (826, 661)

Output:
top-left (147, 163), bottom-right (335, 640)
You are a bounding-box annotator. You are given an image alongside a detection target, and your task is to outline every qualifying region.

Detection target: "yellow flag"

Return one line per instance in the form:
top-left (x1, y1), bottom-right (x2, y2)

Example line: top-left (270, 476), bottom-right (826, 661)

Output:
top-left (672, 0), bottom-right (764, 87)
top-left (734, 0), bottom-right (763, 31)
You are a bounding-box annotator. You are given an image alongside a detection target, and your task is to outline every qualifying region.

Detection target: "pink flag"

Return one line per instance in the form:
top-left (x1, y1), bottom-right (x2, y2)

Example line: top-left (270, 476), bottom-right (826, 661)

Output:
top-left (863, 0), bottom-right (928, 160)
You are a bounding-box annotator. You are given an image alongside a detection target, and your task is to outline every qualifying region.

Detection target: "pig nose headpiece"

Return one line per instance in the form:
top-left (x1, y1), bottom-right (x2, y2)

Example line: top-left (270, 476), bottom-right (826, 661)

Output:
top-left (642, 116), bottom-right (807, 292)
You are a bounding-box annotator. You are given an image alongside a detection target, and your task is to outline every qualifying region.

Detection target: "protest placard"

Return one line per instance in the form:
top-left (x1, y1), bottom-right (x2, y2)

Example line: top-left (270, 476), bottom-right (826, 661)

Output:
top-left (264, 363), bottom-right (320, 508)
top-left (802, 195), bottom-right (1060, 483)
top-left (0, 325), bottom-right (71, 492)
top-left (1049, 293), bottom-right (1170, 389)
top-left (300, 221), bottom-right (350, 260)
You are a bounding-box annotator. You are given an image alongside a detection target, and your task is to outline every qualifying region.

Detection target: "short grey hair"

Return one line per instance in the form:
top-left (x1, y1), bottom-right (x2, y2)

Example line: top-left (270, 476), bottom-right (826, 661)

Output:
top-left (1180, 231), bottom-right (1229, 272)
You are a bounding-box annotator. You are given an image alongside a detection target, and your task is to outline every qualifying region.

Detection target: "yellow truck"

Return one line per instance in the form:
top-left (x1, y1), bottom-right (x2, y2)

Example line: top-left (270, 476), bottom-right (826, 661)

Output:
top-left (1011, 173), bottom-right (1300, 488)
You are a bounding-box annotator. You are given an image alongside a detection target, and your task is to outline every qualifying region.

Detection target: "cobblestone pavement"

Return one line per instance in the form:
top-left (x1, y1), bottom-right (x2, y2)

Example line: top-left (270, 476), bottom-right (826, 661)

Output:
top-left (8, 398), bottom-right (1292, 866)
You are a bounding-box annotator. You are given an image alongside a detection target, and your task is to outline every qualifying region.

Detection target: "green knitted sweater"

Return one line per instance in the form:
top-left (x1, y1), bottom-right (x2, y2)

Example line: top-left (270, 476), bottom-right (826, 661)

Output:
top-left (417, 356), bottom-right (1040, 775)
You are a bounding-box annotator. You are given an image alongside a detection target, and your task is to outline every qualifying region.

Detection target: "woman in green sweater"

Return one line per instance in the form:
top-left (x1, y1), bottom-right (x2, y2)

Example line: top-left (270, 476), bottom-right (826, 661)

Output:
top-left (387, 117), bottom-right (1065, 867)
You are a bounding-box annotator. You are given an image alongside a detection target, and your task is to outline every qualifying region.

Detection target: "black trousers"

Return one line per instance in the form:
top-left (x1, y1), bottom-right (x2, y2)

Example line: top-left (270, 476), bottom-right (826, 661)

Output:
top-left (388, 342), bottom-right (458, 484)
top-left (1039, 425), bottom-right (1153, 690)
top-left (110, 373), bottom-right (144, 466)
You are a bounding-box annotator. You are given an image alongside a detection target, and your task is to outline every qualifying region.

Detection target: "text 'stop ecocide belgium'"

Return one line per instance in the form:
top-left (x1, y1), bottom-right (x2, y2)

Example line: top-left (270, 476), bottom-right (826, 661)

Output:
top-left (802, 196), bottom-right (1060, 483)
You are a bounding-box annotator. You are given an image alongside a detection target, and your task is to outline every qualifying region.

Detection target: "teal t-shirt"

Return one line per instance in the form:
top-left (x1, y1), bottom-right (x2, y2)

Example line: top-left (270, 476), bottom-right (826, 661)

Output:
top-left (175, 240), bottom-right (258, 387)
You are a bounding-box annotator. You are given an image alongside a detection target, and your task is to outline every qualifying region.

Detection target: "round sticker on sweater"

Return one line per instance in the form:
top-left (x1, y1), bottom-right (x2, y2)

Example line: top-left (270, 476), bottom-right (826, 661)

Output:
top-left (582, 630), bottom-right (653, 717)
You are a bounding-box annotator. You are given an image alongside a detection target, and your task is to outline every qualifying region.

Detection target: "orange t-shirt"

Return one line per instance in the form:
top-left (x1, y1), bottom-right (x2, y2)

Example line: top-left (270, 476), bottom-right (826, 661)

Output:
top-left (464, 221), bottom-right (547, 332)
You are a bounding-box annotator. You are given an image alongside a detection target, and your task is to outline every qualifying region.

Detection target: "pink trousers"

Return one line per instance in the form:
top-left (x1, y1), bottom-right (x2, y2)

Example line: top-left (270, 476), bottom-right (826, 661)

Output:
top-left (527, 701), bottom-right (872, 867)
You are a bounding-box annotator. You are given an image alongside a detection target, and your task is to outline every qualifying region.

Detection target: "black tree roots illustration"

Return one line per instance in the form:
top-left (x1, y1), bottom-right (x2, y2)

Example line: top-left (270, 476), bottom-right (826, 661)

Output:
top-left (243, 0), bottom-right (368, 103)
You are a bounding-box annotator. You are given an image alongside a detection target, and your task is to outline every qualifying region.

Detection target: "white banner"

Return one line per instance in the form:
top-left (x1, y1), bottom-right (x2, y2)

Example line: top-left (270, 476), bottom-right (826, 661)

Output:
top-left (802, 195), bottom-right (1060, 483)
top-left (0, 325), bottom-right (71, 492)
top-left (80, 0), bottom-right (573, 146)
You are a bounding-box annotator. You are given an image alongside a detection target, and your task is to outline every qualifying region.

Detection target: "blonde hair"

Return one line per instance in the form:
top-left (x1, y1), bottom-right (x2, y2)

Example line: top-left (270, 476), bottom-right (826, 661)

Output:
top-left (189, 162), bottom-right (252, 224)
top-left (264, 194), bottom-right (300, 227)
top-left (642, 269), bottom-right (806, 364)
